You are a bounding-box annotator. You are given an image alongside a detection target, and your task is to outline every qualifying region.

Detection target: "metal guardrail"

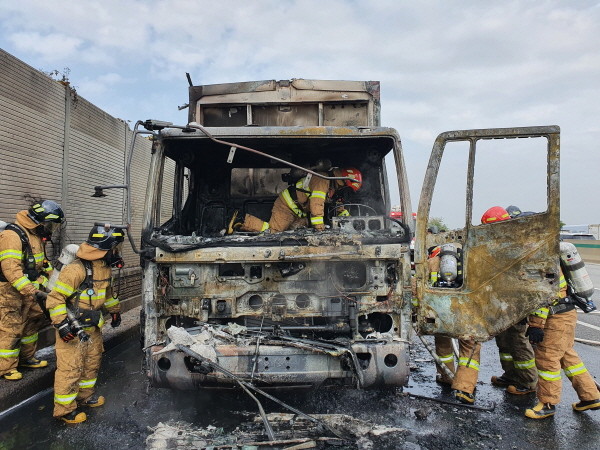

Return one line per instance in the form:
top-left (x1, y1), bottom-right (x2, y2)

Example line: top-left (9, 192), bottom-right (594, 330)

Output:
top-left (566, 239), bottom-right (600, 264)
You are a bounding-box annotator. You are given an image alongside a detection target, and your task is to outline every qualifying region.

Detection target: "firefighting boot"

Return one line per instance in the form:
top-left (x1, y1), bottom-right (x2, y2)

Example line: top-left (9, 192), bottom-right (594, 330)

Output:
top-left (20, 358), bottom-right (48, 369)
top-left (453, 389), bottom-right (475, 404)
top-left (525, 402), bottom-right (556, 419)
top-left (490, 375), bottom-right (511, 387)
top-left (2, 369), bottom-right (23, 381)
top-left (227, 210), bottom-right (242, 235)
top-left (506, 385), bottom-right (536, 395)
top-left (81, 394), bottom-right (105, 408)
top-left (572, 399), bottom-right (600, 412)
top-left (59, 410), bottom-right (87, 424)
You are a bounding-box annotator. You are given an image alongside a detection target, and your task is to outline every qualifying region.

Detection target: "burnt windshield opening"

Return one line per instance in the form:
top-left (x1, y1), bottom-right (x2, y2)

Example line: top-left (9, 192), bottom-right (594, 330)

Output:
top-left (153, 135), bottom-right (401, 241)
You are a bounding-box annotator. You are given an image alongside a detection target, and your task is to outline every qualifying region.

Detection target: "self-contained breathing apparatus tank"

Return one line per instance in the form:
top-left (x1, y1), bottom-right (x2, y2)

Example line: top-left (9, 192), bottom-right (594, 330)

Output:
top-left (559, 241), bottom-right (596, 313)
top-left (0, 220), bottom-right (7, 232)
top-left (438, 244), bottom-right (463, 288)
top-left (47, 244), bottom-right (80, 291)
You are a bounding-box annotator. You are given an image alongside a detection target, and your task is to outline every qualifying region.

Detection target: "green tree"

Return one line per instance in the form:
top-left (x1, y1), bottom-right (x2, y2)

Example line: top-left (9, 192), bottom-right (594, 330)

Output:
top-left (428, 217), bottom-right (448, 233)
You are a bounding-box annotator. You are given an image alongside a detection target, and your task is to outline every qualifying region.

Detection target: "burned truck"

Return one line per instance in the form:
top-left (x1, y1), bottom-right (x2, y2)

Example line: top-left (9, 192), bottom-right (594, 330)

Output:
top-left (138, 79), bottom-right (561, 390)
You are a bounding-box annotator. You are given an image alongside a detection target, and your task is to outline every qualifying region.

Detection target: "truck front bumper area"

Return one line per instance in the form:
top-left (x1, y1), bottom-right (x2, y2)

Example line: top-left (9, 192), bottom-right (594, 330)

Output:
top-left (147, 341), bottom-right (409, 390)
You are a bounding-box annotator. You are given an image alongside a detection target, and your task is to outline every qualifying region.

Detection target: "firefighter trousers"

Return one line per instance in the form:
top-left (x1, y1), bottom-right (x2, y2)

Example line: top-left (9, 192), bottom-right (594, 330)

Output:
top-left (495, 323), bottom-right (537, 389)
top-left (0, 283), bottom-right (47, 375)
top-left (0, 283), bottom-right (21, 375)
top-left (241, 197), bottom-right (307, 233)
top-left (53, 326), bottom-right (104, 417)
top-left (20, 294), bottom-right (46, 361)
top-left (534, 309), bottom-right (599, 405)
top-left (434, 336), bottom-right (455, 383)
top-left (451, 339), bottom-right (481, 394)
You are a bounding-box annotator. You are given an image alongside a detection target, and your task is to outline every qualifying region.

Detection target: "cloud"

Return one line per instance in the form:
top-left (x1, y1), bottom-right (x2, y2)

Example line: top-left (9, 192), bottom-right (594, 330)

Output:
top-left (77, 73), bottom-right (126, 97)
top-left (0, 0), bottom-right (599, 224)
top-left (7, 31), bottom-right (83, 62)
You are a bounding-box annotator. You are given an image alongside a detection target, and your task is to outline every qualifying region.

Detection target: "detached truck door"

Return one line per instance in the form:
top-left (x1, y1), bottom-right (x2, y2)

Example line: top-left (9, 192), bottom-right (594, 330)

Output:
top-left (414, 126), bottom-right (561, 341)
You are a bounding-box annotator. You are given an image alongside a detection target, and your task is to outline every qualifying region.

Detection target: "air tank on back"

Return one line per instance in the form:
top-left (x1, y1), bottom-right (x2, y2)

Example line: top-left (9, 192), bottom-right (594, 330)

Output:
top-left (559, 241), bottom-right (594, 298)
top-left (439, 244), bottom-right (459, 286)
top-left (47, 244), bottom-right (80, 291)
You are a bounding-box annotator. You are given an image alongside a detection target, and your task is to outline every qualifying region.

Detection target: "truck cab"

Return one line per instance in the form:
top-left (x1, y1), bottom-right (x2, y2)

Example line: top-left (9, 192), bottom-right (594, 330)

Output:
top-left (139, 79), bottom-right (560, 389)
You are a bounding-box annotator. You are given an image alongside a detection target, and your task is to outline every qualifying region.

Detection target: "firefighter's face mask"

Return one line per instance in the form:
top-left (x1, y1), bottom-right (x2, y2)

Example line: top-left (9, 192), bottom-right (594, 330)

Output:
top-left (36, 221), bottom-right (61, 239)
top-left (104, 245), bottom-right (125, 268)
top-left (331, 186), bottom-right (353, 202)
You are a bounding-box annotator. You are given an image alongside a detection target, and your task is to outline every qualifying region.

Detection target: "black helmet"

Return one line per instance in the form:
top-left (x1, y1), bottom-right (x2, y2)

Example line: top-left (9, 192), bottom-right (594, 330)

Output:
top-left (28, 200), bottom-right (64, 224)
top-left (27, 200), bottom-right (64, 238)
top-left (506, 205), bottom-right (522, 219)
top-left (87, 225), bottom-right (125, 251)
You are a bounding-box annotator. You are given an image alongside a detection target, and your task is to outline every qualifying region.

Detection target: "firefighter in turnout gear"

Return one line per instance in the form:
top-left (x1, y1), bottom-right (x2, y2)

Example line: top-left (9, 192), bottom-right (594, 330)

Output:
top-left (46, 225), bottom-right (124, 424)
top-left (228, 167), bottom-right (362, 233)
top-left (482, 206), bottom-right (538, 395)
top-left (0, 200), bottom-right (64, 380)
top-left (427, 244), bottom-right (479, 403)
top-left (427, 246), bottom-right (455, 385)
top-left (451, 340), bottom-right (481, 404)
top-left (524, 269), bottom-right (600, 419)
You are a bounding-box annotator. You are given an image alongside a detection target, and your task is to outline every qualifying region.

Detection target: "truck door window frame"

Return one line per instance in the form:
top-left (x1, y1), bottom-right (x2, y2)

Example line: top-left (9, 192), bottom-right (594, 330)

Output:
top-left (414, 126), bottom-right (560, 341)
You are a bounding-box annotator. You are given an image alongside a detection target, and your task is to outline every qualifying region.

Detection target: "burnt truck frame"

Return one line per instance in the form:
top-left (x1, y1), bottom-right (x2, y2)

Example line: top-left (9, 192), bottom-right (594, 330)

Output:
top-left (137, 79), bottom-right (560, 390)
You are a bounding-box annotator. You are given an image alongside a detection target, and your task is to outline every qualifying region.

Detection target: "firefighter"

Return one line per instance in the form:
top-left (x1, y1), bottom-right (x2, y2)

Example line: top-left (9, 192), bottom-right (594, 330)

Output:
top-left (434, 336), bottom-right (455, 385)
top-left (0, 200), bottom-right (64, 380)
top-left (46, 225), bottom-right (124, 424)
top-left (482, 206), bottom-right (537, 395)
top-left (524, 271), bottom-right (600, 419)
top-left (227, 167), bottom-right (362, 233)
top-left (426, 245), bottom-right (455, 385)
top-left (451, 339), bottom-right (481, 404)
top-left (426, 244), bottom-right (479, 402)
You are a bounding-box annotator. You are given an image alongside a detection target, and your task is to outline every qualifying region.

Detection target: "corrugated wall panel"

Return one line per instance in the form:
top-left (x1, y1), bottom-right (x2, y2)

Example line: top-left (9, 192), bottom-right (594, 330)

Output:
top-left (0, 51), bottom-right (64, 227)
top-left (0, 51), bottom-right (66, 117)
top-left (70, 97), bottom-right (126, 150)
top-left (64, 130), bottom-right (126, 245)
top-left (0, 49), bottom-right (154, 306)
top-left (122, 134), bottom-right (153, 266)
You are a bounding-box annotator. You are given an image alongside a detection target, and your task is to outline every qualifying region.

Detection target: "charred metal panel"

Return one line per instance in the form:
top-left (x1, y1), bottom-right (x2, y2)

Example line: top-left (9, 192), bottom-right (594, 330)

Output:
top-left (251, 105), bottom-right (320, 127)
top-left (323, 103), bottom-right (369, 126)
top-left (157, 256), bottom-right (405, 321)
top-left (155, 243), bottom-right (408, 263)
top-left (415, 126), bottom-right (560, 341)
top-left (188, 79), bottom-right (379, 126)
top-left (148, 340), bottom-right (408, 389)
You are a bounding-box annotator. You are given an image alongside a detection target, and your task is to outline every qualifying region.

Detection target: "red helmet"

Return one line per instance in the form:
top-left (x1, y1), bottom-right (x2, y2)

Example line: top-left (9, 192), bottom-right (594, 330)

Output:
top-left (338, 167), bottom-right (362, 192)
top-left (481, 206), bottom-right (511, 224)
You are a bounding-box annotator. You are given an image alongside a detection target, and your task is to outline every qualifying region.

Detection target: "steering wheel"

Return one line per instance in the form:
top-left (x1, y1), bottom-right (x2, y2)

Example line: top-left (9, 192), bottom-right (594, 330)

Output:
top-left (328, 203), bottom-right (378, 217)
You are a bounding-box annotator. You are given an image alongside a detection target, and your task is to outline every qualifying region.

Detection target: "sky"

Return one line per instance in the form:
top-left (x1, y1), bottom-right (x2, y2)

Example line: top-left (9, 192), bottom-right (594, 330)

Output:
top-left (1, 0), bottom-right (599, 228)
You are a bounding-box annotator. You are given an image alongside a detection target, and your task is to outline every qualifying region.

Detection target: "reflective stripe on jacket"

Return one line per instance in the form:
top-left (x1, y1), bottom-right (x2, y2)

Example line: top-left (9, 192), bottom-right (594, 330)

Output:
top-left (46, 250), bottom-right (120, 326)
top-left (279, 175), bottom-right (331, 227)
top-left (0, 212), bottom-right (48, 297)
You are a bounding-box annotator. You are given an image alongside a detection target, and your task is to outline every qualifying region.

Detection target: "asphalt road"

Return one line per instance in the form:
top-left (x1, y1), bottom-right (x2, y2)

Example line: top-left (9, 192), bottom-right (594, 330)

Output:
top-left (0, 266), bottom-right (597, 449)
top-left (1, 333), bottom-right (598, 449)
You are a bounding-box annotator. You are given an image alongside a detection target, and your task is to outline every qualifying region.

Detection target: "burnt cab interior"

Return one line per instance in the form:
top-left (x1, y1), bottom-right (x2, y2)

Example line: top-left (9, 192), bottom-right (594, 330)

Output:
top-left (158, 135), bottom-right (397, 237)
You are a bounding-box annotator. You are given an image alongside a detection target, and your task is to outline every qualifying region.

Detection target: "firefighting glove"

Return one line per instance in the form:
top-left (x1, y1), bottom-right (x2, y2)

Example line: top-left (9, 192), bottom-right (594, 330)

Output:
top-left (78, 310), bottom-right (102, 327)
top-left (526, 326), bottom-right (544, 344)
top-left (111, 312), bottom-right (121, 328)
top-left (55, 318), bottom-right (76, 342)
